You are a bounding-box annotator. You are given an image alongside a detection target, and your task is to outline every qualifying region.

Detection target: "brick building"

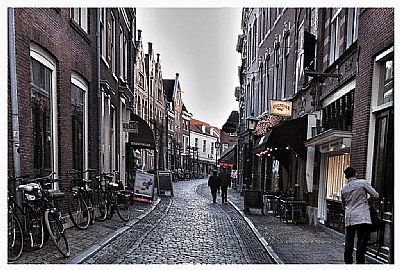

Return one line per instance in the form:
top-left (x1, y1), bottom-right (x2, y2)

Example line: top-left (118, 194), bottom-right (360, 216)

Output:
top-left (235, 8), bottom-right (394, 263)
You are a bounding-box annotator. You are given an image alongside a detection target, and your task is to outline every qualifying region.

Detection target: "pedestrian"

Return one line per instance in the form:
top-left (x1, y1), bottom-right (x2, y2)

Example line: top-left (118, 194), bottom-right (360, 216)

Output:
top-left (208, 170), bottom-right (220, 203)
top-left (218, 167), bottom-right (231, 204)
top-left (340, 166), bottom-right (379, 264)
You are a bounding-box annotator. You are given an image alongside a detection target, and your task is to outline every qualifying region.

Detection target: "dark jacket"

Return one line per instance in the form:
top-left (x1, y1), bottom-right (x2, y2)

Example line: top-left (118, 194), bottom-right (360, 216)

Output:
top-left (208, 175), bottom-right (220, 187)
top-left (218, 170), bottom-right (231, 187)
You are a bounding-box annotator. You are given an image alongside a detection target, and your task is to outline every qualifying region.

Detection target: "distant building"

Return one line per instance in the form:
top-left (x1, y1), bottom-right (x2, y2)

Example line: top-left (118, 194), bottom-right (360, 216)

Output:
top-left (190, 119), bottom-right (220, 175)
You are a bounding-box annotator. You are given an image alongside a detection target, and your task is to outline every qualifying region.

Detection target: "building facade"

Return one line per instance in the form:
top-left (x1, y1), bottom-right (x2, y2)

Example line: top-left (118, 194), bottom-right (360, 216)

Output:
top-left (235, 7), bottom-right (394, 263)
top-left (190, 119), bottom-right (220, 176)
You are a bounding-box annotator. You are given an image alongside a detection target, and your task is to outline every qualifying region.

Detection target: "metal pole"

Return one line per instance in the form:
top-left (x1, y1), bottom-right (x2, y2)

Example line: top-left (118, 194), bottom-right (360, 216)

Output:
top-left (8, 8), bottom-right (21, 180)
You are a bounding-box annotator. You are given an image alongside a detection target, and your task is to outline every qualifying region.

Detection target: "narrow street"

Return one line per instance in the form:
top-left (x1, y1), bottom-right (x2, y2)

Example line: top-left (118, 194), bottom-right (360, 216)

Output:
top-left (83, 179), bottom-right (274, 264)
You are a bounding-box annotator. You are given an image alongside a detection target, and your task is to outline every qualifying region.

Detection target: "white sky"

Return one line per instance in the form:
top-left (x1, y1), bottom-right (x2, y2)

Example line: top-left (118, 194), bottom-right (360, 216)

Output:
top-left (136, 8), bottom-right (242, 128)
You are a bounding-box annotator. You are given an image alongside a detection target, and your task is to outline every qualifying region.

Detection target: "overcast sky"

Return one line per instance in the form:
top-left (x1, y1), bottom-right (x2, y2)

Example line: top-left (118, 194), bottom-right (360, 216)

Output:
top-left (136, 8), bottom-right (242, 128)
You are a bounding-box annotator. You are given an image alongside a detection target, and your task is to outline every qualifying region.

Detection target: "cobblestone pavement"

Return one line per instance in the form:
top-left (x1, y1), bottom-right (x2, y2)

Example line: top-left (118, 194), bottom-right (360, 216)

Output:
top-left (84, 178), bottom-right (273, 264)
top-left (227, 186), bottom-right (345, 264)
top-left (9, 177), bottom-right (378, 265)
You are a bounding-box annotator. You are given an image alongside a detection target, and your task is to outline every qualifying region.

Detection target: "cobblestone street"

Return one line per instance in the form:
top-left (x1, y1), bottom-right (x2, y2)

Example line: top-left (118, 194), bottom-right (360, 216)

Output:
top-left (84, 178), bottom-right (273, 264)
top-left (9, 177), bottom-right (380, 265)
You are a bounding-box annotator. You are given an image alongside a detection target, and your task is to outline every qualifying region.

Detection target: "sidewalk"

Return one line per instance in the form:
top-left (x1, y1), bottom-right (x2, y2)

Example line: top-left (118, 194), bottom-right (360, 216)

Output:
top-left (9, 197), bottom-right (161, 264)
top-left (227, 187), bottom-right (382, 264)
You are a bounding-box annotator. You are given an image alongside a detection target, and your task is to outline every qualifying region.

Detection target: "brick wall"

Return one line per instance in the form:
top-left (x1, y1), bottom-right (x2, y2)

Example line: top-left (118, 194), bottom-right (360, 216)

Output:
top-left (351, 8), bottom-right (394, 176)
top-left (10, 8), bottom-right (97, 180)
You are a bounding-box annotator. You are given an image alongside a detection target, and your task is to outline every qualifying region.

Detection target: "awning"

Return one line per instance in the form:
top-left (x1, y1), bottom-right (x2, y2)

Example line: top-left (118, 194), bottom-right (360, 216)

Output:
top-left (127, 113), bottom-right (156, 149)
top-left (253, 116), bottom-right (308, 159)
top-left (218, 145), bottom-right (237, 165)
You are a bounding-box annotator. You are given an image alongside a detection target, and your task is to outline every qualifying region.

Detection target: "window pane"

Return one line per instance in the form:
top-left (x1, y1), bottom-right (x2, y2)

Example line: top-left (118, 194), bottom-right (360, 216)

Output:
top-left (71, 84), bottom-right (84, 170)
top-left (326, 154), bottom-right (350, 200)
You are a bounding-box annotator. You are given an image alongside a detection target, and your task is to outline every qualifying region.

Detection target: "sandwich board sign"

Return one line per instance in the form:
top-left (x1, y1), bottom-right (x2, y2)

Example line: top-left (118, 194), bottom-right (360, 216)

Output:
top-left (157, 170), bottom-right (174, 197)
top-left (133, 171), bottom-right (155, 203)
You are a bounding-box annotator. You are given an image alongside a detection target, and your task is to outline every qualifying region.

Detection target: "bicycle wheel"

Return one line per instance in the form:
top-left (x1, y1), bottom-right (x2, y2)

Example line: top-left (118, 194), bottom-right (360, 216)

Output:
top-left (44, 211), bottom-right (70, 257)
top-left (94, 191), bottom-right (107, 221)
top-left (68, 195), bottom-right (90, 229)
top-left (86, 195), bottom-right (95, 224)
top-left (116, 192), bottom-right (131, 222)
top-left (8, 212), bottom-right (23, 261)
top-left (24, 204), bottom-right (44, 249)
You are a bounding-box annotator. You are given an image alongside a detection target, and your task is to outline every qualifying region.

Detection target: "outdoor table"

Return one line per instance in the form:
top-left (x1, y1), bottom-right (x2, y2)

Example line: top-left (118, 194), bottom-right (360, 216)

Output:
top-left (280, 198), bottom-right (306, 224)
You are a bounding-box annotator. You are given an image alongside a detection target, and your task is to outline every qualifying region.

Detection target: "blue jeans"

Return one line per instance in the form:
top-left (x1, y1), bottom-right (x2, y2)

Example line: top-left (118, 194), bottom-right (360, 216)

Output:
top-left (344, 223), bottom-right (370, 264)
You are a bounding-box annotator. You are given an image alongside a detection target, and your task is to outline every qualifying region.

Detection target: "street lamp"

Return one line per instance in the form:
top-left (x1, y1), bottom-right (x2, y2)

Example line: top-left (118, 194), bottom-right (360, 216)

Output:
top-left (245, 112), bottom-right (259, 189)
top-left (215, 140), bottom-right (221, 169)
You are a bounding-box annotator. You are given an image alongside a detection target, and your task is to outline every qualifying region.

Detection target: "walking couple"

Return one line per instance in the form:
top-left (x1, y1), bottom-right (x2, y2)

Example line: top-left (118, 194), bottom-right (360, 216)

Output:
top-left (208, 167), bottom-right (231, 203)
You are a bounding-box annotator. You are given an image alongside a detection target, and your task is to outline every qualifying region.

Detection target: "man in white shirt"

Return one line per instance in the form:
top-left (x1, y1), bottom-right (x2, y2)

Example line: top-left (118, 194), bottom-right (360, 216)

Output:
top-left (341, 166), bottom-right (379, 264)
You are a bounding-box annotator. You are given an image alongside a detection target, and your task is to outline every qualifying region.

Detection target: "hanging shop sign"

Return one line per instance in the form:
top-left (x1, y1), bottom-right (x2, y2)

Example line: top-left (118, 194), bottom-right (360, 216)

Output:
top-left (270, 100), bottom-right (292, 117)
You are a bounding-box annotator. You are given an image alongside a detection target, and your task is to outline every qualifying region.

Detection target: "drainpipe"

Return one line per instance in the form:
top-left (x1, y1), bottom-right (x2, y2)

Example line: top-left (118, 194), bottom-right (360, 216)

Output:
top-left (8, 8), bottom-right (21, 180)
top-left (97, 8), bottom-right (103, 173)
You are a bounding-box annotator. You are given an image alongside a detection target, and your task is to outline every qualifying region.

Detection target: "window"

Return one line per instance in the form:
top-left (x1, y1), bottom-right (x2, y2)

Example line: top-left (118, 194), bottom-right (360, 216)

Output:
top-left (211, 142), bottom-right (214, 155)
top-left (295, 21), bottom-right (304, 93)
top-left (71, 74), bottom-right (88, 171)
top-left (326, 154), bottom-right (350, 200)
top-left (100, 8), bottom-right (107, 59)
top-left (377, 56), bottom-right (394, 106)
top-left (111, 12), bottom-right (116, 74)
top-left (203, 140), bottom-right (206, 153)
top-left (346, 8), bottom-right (359, 48)
top-left (329, 8), bottom-right (341, 65)
top-left (30, 45), bottom-right (57, 176)
top-left (281, 31), bottom-right (290, 98)
top-left (70, 8), bottom-right (88, 33)
top-left (195, 138), bottom-right (198, 148)
top-left (322, 90), bottom-right (354, 131)
top-left (119, 25), bottom-right (124, 79)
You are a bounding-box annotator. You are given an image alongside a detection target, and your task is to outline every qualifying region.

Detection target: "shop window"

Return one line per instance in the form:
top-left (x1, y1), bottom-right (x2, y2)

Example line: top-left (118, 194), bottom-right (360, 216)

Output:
top-left (326, 154), bottom-right (350, 200)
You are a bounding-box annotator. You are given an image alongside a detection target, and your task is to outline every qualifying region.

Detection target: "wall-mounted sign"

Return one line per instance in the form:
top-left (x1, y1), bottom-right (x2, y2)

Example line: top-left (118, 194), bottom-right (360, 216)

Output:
top-left (270, 100), bottom-right (292, 117)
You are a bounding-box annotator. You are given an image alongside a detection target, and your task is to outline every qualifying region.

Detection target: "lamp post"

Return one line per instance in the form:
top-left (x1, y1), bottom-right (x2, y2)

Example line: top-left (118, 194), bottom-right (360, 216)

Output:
top-left (215, 140), bottom-right (221, 170)
top-left (246, 112), bottom-right (259, 189)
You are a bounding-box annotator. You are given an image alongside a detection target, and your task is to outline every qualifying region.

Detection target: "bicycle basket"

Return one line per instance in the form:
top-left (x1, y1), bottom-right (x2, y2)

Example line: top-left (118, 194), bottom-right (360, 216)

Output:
top-left (18, 183), bottom-right (42, 201)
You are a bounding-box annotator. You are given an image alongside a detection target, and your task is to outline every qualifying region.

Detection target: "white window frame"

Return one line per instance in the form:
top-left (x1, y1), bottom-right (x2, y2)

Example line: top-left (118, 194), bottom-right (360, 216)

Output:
top-left (346, 8), bottom-right (359, 48)
top-left (100, 8), bottom-right (107, 61)
top-left (111, 11), bottom-right (116, 76)
top-left (71, 8), bottom-right (88, 33)
top-left (329, 8), bottom-right (342, 65)
top-left (366, 47), bottom-right (394, 180)
top-left (71, 72), bottom-right (89, 173)
top-left (30, 44), bottom-right (59, 179)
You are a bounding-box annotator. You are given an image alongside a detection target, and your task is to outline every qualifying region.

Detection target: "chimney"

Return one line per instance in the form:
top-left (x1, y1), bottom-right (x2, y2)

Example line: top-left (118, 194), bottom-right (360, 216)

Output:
top-left (176, 73), bottom-right (179, 78)
top-left (157, 53), bottom-right (160, 62)
top-left (137, 29), bottom-right (142, 39)
top-left (148, 42), bottom-right (153, 53)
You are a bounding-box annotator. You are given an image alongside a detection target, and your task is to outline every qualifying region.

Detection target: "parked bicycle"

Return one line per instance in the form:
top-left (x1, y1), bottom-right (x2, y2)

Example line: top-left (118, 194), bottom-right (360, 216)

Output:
top-left (8, 191), bottom-right (24, 261)
top-left (96, 171), bottom-right (132, 222)
top-left (66, 169), bottom-right (107, 229)
top-left (12, 172), bottom-right (70, 258)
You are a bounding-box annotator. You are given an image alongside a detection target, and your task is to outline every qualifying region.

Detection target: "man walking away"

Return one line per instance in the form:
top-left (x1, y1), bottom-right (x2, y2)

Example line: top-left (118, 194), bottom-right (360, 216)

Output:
top-left (218, 167), bottom-right (231, 204)
top-left (208, 170), bottom-right (220, 203)
top-left (341, 166), bottom-right (379, 264)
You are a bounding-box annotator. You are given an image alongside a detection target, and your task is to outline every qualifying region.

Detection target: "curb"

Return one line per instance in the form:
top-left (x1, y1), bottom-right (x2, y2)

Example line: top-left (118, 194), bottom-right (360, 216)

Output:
top-left (228, 198), bottom-right (284, 264)
top-left (67, 196), bottom-right (161, 264)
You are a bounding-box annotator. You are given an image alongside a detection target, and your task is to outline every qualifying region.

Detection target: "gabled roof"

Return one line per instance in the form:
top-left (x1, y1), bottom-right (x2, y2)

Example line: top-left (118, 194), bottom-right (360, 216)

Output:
top-left (190, 118), bottom-right (220, 137)
top-left (163, 79), bottom-right (175, 102)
